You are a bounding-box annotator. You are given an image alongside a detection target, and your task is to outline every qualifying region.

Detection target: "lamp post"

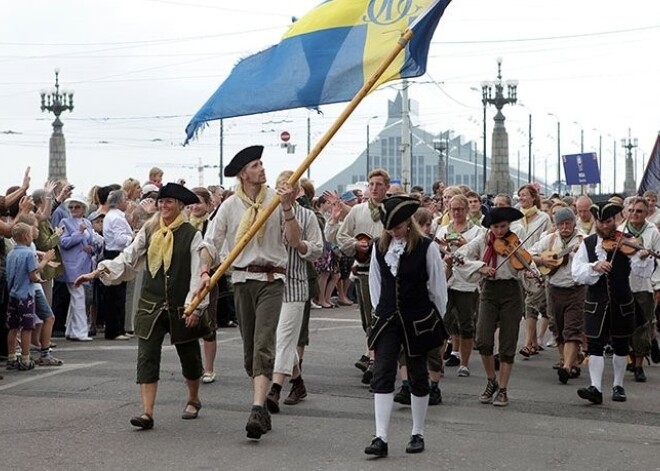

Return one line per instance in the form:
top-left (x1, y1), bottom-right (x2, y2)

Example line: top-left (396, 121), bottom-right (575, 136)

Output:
top-left (481, 57), bottom-right (518, 195)
top-left (622, 128), bottom-right (638, 194)
top-left (433, 138), bottom-right (447, 185)
top-left (592, 128), bottom-right (602, 194)
top-left (366, 115), bottom-right (378, 178)
top-left (40, 69), bottom-right (74, 180)
top-left (548, 113), bottom-right (561, 194)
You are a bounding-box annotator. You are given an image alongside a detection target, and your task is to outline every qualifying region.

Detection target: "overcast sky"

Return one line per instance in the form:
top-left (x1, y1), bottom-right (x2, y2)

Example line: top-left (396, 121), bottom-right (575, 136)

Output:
top-left (2, 0), bottom-right (659, 195)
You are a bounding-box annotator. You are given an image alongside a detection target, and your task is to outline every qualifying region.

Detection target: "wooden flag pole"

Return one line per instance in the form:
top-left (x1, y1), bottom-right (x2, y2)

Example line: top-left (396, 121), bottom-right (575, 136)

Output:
top-left (185, 29), bottom-right (415, 315)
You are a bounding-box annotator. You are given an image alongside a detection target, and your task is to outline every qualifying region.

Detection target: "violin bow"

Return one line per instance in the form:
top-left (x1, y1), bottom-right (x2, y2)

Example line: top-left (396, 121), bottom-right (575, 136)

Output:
top-left (609, 215), bottom-right (630, 260)
top-left (494, 223), bottom-right (544, 272)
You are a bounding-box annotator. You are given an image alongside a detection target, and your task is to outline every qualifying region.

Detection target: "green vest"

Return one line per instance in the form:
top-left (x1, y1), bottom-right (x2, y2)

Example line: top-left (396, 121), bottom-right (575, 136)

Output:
top-left (134, 223), bottom-right (212, 344)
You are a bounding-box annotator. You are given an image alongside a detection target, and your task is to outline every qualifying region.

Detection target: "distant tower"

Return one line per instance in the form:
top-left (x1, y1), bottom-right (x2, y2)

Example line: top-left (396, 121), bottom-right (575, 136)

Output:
top-left (40, 69), bottom-right (74, 180)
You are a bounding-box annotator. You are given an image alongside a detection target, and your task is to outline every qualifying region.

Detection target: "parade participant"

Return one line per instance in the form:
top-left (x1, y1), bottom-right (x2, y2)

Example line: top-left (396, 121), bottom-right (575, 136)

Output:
top-left (364, 196), bottom-right (447, 458)
top-left (436, 194), bottom-right (484, 376)
top-left (643, 190), bottom-right (660, 226)
top-left (198, 145), bottom-right (301, 440)
top-left (454, 207), bottom-right (541, 407)
top-left (516, 184), bottom-right (551, 358)
top-left (466, 191), bottom-right (484, 226)
top-left (189, 187), bottom-right (220, 384)
top-left (266, 171), bottom-right (323, 413)
top-left (76, 183), bottom-right (210, 429)
top-left (572, 201), bottom-right (654, 404)
top-left (337, 168), bottom-right (389, 383)
top-left (617, 197), bottom-right (660, 382)
top-left (393, 207), bottom-right (446, 406)
top-left (531, 208), bottom-right (585, 383)
top-left (576, 195), bottom-right (597, 235)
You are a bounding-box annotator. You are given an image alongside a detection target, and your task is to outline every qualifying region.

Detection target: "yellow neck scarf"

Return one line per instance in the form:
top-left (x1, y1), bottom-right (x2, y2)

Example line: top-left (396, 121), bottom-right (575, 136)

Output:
top-left (520, 206), bottom-right (538, 228)
top-left (234, 183), bottom-right (267, 245)
top-left (189, 213), bottom-right (208, 232)
top-left (147, 213), bottom-right (186, 278)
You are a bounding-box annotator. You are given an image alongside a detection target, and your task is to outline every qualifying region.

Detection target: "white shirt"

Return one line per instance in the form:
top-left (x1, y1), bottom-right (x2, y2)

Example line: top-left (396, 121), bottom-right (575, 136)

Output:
top-left (435, 222), bottom-right (485, 292)
top-left (103, 208), bottom-right (133, 251)
top-left (369, 238), bottom-right (447, 318)
top-left (530, 230), bottom-right (584, 288)
top-left (617, 221), bottom-right (660, 293)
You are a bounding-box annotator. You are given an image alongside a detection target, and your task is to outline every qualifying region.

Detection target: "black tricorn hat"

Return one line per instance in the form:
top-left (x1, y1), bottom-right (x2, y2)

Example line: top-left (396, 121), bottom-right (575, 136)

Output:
top-left (158, 183), bottom-right (199, 206)
top-left (590, 201), bottom-right (622, 222)
top-left (224, 145), bottom-right (264, 177)
top-left (379, 196), bottom-right (420, 230)
top-left (482, 206), bottom-right (524, 228)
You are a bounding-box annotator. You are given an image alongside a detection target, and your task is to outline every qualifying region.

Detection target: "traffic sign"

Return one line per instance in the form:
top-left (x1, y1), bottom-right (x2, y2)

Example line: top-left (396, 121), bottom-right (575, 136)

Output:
top-left (280, 131), bottom-right (290, 142)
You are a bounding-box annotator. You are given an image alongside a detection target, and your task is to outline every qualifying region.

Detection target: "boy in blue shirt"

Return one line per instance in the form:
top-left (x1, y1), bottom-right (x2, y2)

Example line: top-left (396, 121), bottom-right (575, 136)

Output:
top-left (6, 223), bottom-right (43, 370)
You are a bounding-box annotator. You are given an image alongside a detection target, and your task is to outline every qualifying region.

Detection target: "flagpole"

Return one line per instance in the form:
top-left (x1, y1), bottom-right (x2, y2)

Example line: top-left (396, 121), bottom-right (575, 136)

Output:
top-left (185, 28), bottom-right (416, 315)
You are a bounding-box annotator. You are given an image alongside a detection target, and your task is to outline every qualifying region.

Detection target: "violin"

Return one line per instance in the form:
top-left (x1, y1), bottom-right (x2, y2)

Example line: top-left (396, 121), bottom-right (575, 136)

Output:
top-left (492, 233), bottom-right (545, 286)
top-left (602, 231), bottom-right (660, 258)
top-left (354, 232), bottom-right (373, 264)
top-left (434, 237), bottom-right (465, 266)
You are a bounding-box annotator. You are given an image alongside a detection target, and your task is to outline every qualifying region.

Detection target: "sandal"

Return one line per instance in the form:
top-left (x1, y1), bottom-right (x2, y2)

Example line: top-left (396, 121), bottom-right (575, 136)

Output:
top-left (519, 346), bottom-right (534, 358)
top-left (182, 400), bottom-right (202, 420)
top-left (130, 413), bottom-right (154, 430)
top-left (37, 355), bottom-right (63, 367)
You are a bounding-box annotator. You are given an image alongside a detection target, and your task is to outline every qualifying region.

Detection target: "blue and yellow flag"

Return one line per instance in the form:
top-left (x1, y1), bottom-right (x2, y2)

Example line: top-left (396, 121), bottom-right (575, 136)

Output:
top-left (185, 0), bottom-right (451, 143)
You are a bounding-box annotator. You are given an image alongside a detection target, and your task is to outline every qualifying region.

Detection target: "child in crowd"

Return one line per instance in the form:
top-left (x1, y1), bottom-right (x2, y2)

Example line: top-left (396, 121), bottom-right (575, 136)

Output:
top-left (14, 213), bottom-right (63, 366)
top-left (5, 223), bottom-right (52, 370)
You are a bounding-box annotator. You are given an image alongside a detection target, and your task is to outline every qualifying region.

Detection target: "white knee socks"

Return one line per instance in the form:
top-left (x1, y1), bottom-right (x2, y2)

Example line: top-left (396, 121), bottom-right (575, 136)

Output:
top-left (411, 394), bottom-right (429, 437)
top-left (588, 355), bottom-right (604, 391)
top-left (374, 393), bottom-right (394, 442)
top-left (612, 354), bottom-right (627, 387)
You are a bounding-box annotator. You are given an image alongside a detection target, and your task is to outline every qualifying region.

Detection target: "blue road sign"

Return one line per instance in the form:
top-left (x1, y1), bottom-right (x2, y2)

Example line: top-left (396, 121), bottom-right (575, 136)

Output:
top-left (562, 152), bottom-right (600, 185)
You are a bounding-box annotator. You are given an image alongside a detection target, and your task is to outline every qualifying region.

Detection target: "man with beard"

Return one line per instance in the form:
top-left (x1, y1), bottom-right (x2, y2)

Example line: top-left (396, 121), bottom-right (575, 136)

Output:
top-left (617, 197), bottom-right (660, 382)
top-left (572, 201), bottom-right (653, 404)
top-left (531, 208), bottom-right (585, 383)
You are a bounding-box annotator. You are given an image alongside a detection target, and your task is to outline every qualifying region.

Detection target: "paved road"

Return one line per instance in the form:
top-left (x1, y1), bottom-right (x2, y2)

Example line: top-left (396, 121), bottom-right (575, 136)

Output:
top-left (2, 305), bottom-right (660, 471)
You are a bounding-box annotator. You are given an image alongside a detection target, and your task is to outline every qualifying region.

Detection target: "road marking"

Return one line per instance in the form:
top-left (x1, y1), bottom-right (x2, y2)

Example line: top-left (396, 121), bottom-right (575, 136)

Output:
top-left (311, 317), bottom-right (361, 323)
top-left (0, 361), bottom-right (106, 391)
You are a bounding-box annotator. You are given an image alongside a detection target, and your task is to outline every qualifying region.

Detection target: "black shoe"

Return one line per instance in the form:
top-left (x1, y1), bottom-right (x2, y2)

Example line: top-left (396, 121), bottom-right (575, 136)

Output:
top-left (612, 386), bottom-right (627, 402)
top-left (361, 362), bottom-right (374, 385)
top-left (569, 367), bottom-right (581, 379)
top-left (651, 339), bottom-right (660, 364)
top-left (130, 413), bottom-right (154, 430)
top-left (355, 355), bottom-right (369, 372)
top-left (393, 385), bottom-right (411, 405)
top-left (444, 354), bottom-right (460, 367)
top-left (405, 434), bottom-right (425, 454)
top-left (557, 368), bottom-right (570, 384)
top-left (429, 386), bottom-right (442, 406)
top-left (266, 389), bottom-right (280, 413)
top-left (634, 366), bottom-right (647, 383)
top-left (443, 342), bottom-right (453, 361)
top-left (245, 407), bottom-right (268, 439)
top-left (364, 437), bottom-right (388, 457)
top-left (577, 385), bottom-right (603, 404)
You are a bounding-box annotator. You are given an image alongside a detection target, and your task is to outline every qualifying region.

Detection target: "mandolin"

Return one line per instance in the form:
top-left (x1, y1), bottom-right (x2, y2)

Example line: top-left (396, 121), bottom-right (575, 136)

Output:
top-left (354, 232), bottom-right (373, 264)
top-left (537, 245), bottom-right (578, 277)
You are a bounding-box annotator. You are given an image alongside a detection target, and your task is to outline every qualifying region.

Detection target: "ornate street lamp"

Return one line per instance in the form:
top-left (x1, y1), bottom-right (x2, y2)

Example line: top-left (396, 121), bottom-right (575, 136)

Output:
top-left (40, 69), bottom-right (74, 180)
top-left (433, 138), bottom-right (447, 184)
top-left (621, 128), bottom-right (638, 194)
top-left (481, 57), bottom-right (518, 195)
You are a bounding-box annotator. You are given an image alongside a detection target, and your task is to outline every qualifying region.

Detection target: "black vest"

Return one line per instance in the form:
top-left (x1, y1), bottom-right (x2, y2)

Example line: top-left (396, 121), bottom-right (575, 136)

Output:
top-left (374, 237), bottom-right (435, 318)
top-left (583, 233), bottom-right (632, 304)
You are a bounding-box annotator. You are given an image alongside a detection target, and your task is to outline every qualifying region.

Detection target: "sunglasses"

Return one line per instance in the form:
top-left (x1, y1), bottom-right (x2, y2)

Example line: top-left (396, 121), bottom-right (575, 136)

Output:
top-left (630, 208), bottom-right (645, 214)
